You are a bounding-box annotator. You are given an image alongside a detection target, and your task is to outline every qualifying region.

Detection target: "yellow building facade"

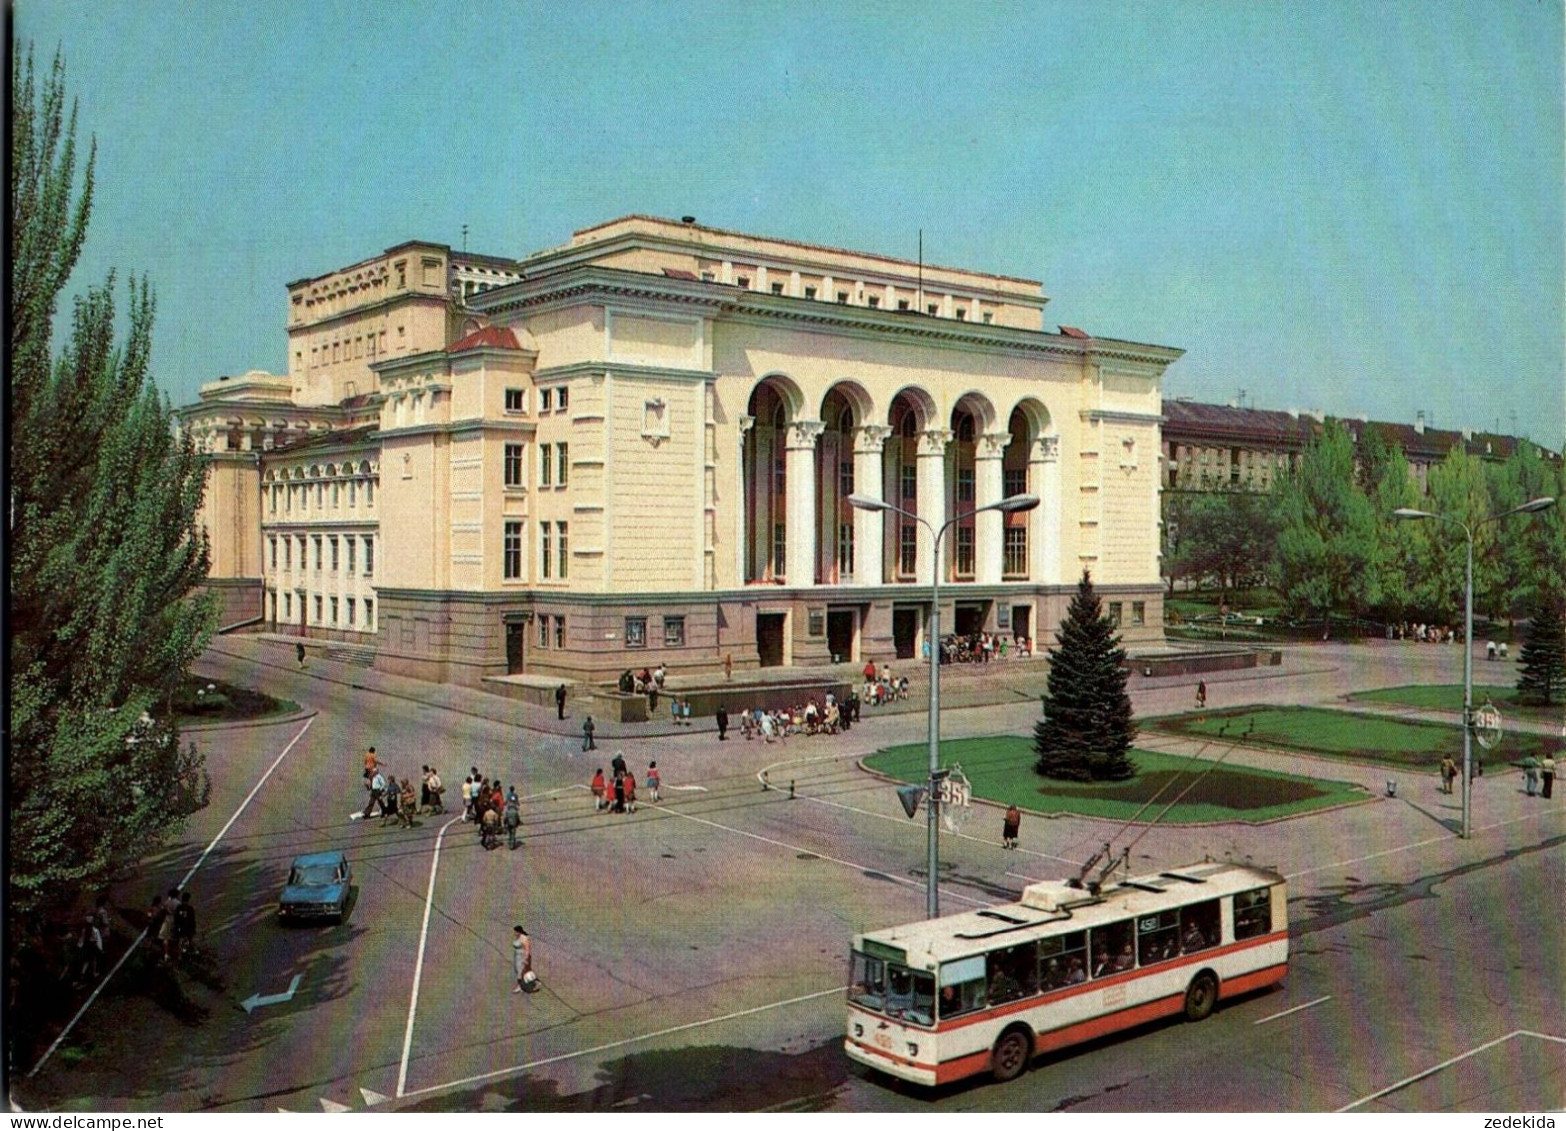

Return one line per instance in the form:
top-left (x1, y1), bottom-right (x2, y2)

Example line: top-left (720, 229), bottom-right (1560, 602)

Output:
top-left (185, 217), bottom-right (1182, 685)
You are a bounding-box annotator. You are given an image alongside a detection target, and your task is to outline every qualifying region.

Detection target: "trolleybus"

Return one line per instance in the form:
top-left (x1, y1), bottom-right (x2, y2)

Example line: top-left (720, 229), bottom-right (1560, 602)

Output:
top-left (845, 860), bottom-right (1287, 1086)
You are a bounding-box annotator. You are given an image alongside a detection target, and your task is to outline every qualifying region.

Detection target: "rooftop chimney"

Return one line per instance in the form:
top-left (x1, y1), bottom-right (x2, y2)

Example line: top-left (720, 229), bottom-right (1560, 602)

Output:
top-left (1415, 411), bottom-right (1426, 435)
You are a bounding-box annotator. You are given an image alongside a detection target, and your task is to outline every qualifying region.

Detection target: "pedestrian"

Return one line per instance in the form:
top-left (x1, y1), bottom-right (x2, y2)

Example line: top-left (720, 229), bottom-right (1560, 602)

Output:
top-left (1542, 753), bottom-right (1556, 799)
top-left (647, 761), bottom-right (661, 802)
top-left (91, 895), bottom-right (113, 950)
top-left (724, 652), bottom-right (733, 681)
top-left (670, 696), bottom-right (681, 727)
top-left (363, 746), bottom-right (380, 781)
top-left (591, 768), bottom-right (607, 812)
top-left (365, 767), bottom-right (388, 820)
top-left (1196, 681), bottom-right (1207, 709)
top-left (1439, 756), bottom-right (1457, 795)
top-left (427, 766), bottom-right (444, 813)
top-left (381, 773), bottom-right (401, 826)
top-left (76, 914), bottom-right (105, 982)
top-left (461, 775), bottom-right (475, 821)
top-left (504, 794), bottom-right (522, 850)
top-left (715, 705), bottom-right (729, 741)
top-left (611, 751), bottom-right (628, 778)
top-left (681, 698), bottom-right (693, 727)
top-left (1522, 754), bottom-right (1540, 797)
top-left (555, 683), bottom-right (567, 720)
top-left (512, 926), bottom-right (535, 993)
top-left (420, 765), bottom-right (432, 813)
top-left (481, 803), bottom-right (500, 849)
top-left (159, 889), bottom-right (180, 964)
top-left (582, 715), bottom-right (596, 751)
top-left (648, 683), bottom-right (659, 714)
top-left (399, 777), bottom-right (417, 826)
top-left (1002, 804), bottom-right (1021, 850)
top-left (654, 663), bottom-right (666, 688)
top-left (613, 772), bottom-right (626, 814)
top-left (297, 641), bottom-right (306, 669)
top-left (625, 769), bottom-right (638, 813)
top-left (173, 891), bottom-right (197, 961)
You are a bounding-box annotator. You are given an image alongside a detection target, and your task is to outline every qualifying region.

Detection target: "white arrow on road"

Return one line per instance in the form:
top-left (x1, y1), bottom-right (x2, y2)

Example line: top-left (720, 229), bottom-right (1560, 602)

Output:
top-left (360, 1087), bottom-right (390, 1107)
top-left (241, 973), bottom-right (303, 1014)
top-left (319, 1098), bottom-right (352, 1113)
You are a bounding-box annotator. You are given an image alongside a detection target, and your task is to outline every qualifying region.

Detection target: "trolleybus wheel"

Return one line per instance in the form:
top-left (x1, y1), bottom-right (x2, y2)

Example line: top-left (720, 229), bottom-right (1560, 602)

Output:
top-left (1184, 971), bottom-right (1218, 1021)
top-left (990, 1026), bottom-right (1033, 1082)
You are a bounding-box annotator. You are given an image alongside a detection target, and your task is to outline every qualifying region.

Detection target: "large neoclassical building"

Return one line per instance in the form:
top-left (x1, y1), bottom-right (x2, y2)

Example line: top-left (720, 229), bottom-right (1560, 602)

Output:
top-left (181, 217), bottom-right (1181, 685)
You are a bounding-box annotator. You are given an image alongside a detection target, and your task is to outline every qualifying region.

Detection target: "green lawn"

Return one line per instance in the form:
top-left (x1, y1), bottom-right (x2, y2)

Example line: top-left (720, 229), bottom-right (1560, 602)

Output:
top-left (167, 675), bottom-right (298, 725)
top-left (864, 736), bottom-right (1369, 824)
top-left (1149, 706), bottom-right (1558, 768)
top-left (1349, 684), bottom-right (1566, 725)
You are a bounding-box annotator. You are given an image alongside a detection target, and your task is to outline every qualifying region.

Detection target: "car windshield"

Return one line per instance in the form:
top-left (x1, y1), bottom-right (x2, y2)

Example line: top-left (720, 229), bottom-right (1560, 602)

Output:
top-left (291, 865), bottom-right (339, 886)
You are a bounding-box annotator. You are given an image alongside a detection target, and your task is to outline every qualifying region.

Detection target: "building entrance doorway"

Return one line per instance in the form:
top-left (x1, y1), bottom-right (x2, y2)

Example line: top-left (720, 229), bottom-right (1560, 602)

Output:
top-left (954, 602), bottom-right (988, 638)
top-left (505, 620), bottom-right (526, 674)
top-left (827, 609), bottom-right (856, 663)
top-left (892, 607), bottom-right (920, 660)
top-left (756, 613), bottom-right (787, 668)
top-left (1012, 605), bottom-right (1032, 648)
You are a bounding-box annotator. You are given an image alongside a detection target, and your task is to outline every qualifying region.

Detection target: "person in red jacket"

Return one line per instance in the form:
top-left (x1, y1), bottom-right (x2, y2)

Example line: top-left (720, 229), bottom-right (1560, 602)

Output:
top-left (590, 768), bottom-right (606, 811)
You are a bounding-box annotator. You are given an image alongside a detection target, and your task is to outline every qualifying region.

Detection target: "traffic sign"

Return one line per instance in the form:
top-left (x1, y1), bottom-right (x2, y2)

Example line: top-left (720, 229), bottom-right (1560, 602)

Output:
top-left (1472, 700), bottom-right (1503, 750)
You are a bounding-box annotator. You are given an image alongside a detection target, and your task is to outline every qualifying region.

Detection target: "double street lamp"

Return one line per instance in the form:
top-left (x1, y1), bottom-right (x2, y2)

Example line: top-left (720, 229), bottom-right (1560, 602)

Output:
top-left (1392, 496), bottom-right (1556, 839)
top-left (847, 490), bottom-right (1039, 918)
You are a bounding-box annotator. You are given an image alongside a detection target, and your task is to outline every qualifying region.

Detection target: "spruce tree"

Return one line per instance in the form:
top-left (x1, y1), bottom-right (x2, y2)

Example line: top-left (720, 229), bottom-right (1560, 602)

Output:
top-left (9, 45), bottom-right (214, 913)
top-left (1034, 570), bottom-right (1137, 781)
top-left (1516, 594), bottom-right (1566, 707)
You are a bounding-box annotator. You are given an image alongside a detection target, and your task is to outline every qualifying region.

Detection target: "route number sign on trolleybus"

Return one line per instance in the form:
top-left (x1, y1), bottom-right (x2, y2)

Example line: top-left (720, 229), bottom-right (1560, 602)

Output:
top-left (844, 861), bottom-right (1288, 1086)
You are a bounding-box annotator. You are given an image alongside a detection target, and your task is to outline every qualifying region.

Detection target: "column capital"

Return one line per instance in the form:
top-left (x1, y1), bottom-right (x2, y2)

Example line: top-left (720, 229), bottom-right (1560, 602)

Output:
top-left (917, 428), bottom-right (955, 457)
top-left (1033, 435), bottom-right (1060, 462)
top-left (785, 419), bottom-right (825, 449)
top-left (977, 431), bottom-right (1011, 459)
top-left (738, 414), bottom-right (756, 435)
top-left (853, 423), bottom-right (893, 455)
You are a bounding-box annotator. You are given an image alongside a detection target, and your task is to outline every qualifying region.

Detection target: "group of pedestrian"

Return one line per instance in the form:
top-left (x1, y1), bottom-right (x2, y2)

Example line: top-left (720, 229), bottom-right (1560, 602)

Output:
top-left (149, 888), bottom-right (197, 966)
top-left (739, 694), bottom-right (857, 743)
top-left (1521, 753), bottom-right (1556, 799)
top-left (590, 752), bottom-right (658, 814)
top-left (463, 767), bottom-right (522, 849)
top-left (861, 661), bottom-right (906, 706)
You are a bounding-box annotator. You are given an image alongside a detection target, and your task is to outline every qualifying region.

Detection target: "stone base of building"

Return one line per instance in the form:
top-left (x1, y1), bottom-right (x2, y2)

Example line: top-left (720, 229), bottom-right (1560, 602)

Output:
top-left (372, 584), bottom-right (1165, 687)
top-left (206, 578), bottom-right (266, 629)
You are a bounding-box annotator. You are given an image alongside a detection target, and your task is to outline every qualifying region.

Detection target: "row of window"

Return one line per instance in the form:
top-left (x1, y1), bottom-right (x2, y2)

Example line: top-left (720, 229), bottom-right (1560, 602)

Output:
top-left (269, 478), bottom-right (375, 516)
top-left (502, 442), bottom-right (569, 489)
top-left (528, 613), bottom-right (689, 652)
top-left (502, 386), bottom-right (570, 414)
top-left (308, 330), bottom-right (391, 370)
top-left (503, 521), bottom-right (568, 581)
top-left (273, 589), bottom-right (374, 630)
top-left (699, 267), bottom-right (996, 323)
top-left (1107, 600), bottom-right (1147, 627)
top-left (269, 533), bottom-right (375, 576)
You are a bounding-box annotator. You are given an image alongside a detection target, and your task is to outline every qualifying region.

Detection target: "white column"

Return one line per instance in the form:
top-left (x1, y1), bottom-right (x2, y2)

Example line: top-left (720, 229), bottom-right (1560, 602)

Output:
top-left (854, 425), bottom-right (892, 585)
top-left (976, 431), bottom-right (1008, 584)
top-left (916, 429), bottom-right (953, 586)
top-left (1032, 435), bottom-right (1061, 583)
top-left (736, 414), bottom-right (755, 584)
top-left (785, 420), bottom-right (824, 586)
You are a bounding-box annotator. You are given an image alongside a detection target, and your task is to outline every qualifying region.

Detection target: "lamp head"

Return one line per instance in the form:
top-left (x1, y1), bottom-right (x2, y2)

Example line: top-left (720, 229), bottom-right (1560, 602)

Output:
top-left (995, 493), bottom-right (1040, 514)
top-left (1514, 496), bottom-right (1556, 514)
top-left (1391, 508), bottom-right (1436, 521)
top-left (847, 493), bottom-right (892, 513)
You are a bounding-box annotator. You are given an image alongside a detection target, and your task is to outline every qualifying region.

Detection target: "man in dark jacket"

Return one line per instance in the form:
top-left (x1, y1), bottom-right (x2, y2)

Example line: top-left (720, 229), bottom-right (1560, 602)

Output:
top-left (715, 705), bottom-right (730, 741)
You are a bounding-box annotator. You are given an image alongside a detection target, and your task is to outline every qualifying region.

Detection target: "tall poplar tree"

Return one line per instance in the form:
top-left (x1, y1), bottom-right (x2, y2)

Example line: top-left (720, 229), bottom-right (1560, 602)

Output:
top-left (10, 45), bottom-right (214, 912)
top-left (1034, 571), bottom-right (1137, 782)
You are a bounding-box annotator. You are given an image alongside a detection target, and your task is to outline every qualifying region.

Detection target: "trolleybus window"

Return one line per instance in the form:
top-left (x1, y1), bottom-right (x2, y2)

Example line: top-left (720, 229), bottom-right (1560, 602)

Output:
top-left (1039, 930), bottom-right (1088, 989)
top-left (886, 964), bottom-right (935, 1026)
top-left (1137, 909), bottom-right (1181, 966)
top-left (1234, 887), bottom-right (1272, 939)
top-left (1090, 920), bottom-right (1135, 977)
top-left (1181, 899), bottom-right (1220, 952)
top-left (938, 955), bottom-right (987, 1019)
top-left (848, 952), bottom-right (887, 1011)
top-left (988, 941), bottom-right (1039, 1005)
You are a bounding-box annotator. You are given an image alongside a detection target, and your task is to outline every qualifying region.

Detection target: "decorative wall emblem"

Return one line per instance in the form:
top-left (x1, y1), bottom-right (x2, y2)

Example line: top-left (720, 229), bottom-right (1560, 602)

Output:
top-left (1120, 435), bottom-right (1138, 470)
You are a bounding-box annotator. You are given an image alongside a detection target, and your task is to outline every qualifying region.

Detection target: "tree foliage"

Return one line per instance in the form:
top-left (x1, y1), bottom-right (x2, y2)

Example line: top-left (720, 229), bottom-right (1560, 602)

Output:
top-left (1515, 593), bottom-right (1566, 707)
top-left (9, 45), bottom-right (215, 913)
top-left (1163, 487), bottom-right (1281, 599)
top-left (1034, 571), bottom-right (1137, 781)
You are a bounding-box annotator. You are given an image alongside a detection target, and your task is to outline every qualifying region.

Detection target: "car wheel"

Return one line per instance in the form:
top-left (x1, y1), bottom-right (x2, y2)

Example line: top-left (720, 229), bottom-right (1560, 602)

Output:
top-left (991, 1026), bottom-right (1032, 1082)
top-left (1185, 971), bottom-right (1219, 1021)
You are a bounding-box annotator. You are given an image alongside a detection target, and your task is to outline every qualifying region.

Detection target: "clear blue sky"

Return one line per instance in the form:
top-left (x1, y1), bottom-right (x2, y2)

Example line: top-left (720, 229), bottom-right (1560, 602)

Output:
top-left (17, 0), bottom-right (1565, 445)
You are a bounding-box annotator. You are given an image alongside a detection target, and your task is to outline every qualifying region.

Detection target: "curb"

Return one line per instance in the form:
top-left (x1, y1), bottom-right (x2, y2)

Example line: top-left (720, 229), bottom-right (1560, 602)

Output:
top-left (178, 707), bottom-right (316, 733)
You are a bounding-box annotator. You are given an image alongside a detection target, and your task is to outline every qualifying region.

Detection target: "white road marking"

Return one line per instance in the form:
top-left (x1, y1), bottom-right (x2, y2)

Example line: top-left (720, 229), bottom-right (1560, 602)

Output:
top-left (396, 813), bottom-right (466, 1098)
top-left (400, 986), bottom-right (844, 1099)
top-left (29, 717), bottom-right (316, 1077)
top-left (359, 1087), bottom-right (390, 1106)
top-left (318, 1097), bottom-right (352, 1113)
top-left (1286, 805), bottom-right (1566, 880)
top-left (1336, 1029), bottom-right (1566, 1112)
top-left (1253, 995), bottom-right (1332, 1025)
top-left (654, 804), bottom-right (990, 907)
top-left (663, 784), bottom-right (709, 792)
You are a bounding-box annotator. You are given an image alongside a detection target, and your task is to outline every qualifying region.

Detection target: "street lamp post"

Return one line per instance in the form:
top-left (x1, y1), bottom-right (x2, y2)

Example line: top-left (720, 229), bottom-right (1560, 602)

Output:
top-left (1393, 496), bottom-right (1555, 839)
top-left (848, 490), bottom-right (1039, 917)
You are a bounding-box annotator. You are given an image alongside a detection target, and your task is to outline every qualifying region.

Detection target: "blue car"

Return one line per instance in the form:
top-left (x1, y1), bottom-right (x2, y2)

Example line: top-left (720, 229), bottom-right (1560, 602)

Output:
top-left (278, 850), bottom-right (351, 923)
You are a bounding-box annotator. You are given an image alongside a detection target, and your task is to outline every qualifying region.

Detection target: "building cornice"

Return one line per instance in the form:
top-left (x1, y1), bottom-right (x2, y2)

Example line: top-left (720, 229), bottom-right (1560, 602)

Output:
top-left (532, 360), bottom-right (717, 384)
top-left (1080, 409), bottom-right (1164, 426)
top-left (287, 290), bottom-right (451, 336)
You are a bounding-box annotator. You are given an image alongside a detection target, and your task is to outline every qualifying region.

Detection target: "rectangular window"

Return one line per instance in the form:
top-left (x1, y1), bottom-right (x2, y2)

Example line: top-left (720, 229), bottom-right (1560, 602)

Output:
top-left (540, 444), bottom-right (552, 488)
top-left (364, 598), bottom-right (373, 627)
top-left (982, 312), bottom-right (993, 324)
top-left (955, 525), bottom-right (974, 576)
top-left (1089, 919), bottom-right (1135, 978)
top-left (312, 536), bottom-right (323, 571)
top-left (986, 941), bottom-right (1040, 1005)
top-left (541, 523), bottom-right (553, 579)
top-left (736, 275), bottom-right (749, 288)
top-left (900, 464), bottom-right (916, 500)
top-left (625, 617), bottom-right (647, 648)
top-left (330, 596), bottom-right (339, 625)
top-left (1038, 930), bottom-right (1088, 991)
top-left (897, 300), bottom-right (910, 311)
top-left (557, 386), bottom-right (568, 411)
top-left (285, 485), bottom-right (292, 513)
top-left (366, 480), bottom-right (374, 505)
top-left (927, 303), bottom-right (939, 315)
top-left (956, 467), bottom-right (975, 503)
top-left (773, 458), bottom-right (785, 494)
top-left (839, 460), bottom-right (854, 497)
top-left (1003, 527), bottom-right (1028, 577)
top-left (1132, 601), bottom-right (1145, 626)
top-left (867, 295), bottom-right (880, 308)
top-left (556, 443), bottom-right (568, 486)
top-left (284, 592), bottom-right (292, 619)
top-left (899, 524), bottom-right (917, 576)
top-left (505, 388), bottom-right (525, 413)
top-left (838, 522), bottom-right (855, 578)
top-left (554, 615), bottom-right (565, 650)
top-left (316, 484), bottom-right (323, 509)
top-left (557, 522), bottom-right (568, 579)
top-left (347, 596), bottom-right (356, 626)
top-left (269, 537), bottom-right (277, 570)
top-left (804, 285), bottom-right (817, 299)
top-left (328, 536), bottom-right (338, 572)
top-left (771, 282), bottom-right (785, 295)
top-left (348, 480), bottom-right (356, 507)
top-left (955, 307), bottom-right (966, 320)
top-left (1234, 889), bottom-right (1273, 940)
top-left (505, 443), bottom-right (525, 487)
top-left (313, 595), bottom-right (323, 623)
top-left (772, 523), bottom-right (787, 578)
top-left (663, 616), bottom-right (685, 647)
top-left (503, 521), bottom-right (523, 580)
top-left (540, 388), bottom-right (553, 412)
top-left (1108, 602), bottom-right (1123, 627)
top-left (538, 615), bottom-right (549, 648)
top-left (363, 536), bottom-right (374, 576)
top-left (837, 291), bottom-right (848, 303)
top-left (347, 538), bottom-right (356, 575)
top-left (1004, 468), bottom-right (1027, 497)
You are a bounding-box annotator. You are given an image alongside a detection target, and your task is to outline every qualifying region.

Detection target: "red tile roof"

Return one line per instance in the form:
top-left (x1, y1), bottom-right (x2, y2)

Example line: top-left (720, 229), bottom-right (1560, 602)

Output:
top-left (662, 267), bottom-right (700, 281)
top-left (1058, 325), bottom-right (1090, 339)
top-left (447, 326), bottom-right (522, 353)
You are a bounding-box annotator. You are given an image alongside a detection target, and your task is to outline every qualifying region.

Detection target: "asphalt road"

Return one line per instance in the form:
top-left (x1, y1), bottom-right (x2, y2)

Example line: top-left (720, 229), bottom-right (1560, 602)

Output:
top-left (19, 640), bottom-right (1565, 1113)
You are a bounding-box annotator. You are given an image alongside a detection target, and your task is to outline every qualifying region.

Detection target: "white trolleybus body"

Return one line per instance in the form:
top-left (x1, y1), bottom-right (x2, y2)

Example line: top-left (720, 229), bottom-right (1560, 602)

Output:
top-left (845, 860), bottom-right (1287, 1086)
